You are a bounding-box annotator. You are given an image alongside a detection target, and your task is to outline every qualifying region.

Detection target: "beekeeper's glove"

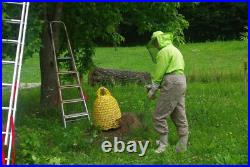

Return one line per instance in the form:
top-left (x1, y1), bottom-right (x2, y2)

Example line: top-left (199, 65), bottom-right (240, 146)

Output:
top-left (145, 84), bottom-right (152, 92)
top-left (146, 83), bottom-right (159, 100)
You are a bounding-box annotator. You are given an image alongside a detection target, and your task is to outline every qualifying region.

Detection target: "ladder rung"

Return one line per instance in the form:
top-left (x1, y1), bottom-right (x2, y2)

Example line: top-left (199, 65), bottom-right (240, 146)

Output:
top-left (3, 19), bottom-right (21, 24)
top-left (2, 83), bottom-right (12, 87)
top-left (58, 71), bottom-right (77, 75)
top-left (4, 2), bottom-right (24, 5)
top-left (60, 85), bottom-right (80, 89)
top-left (62, 98), bottom-right (84, 104)
top-left (64, 112), bottom-right (88, 119)
top-left (2, 107), bottom-right (13, 111)
top-left (2, 60), bottom-right (15, 65)
top-left (2, 132), bottom-right (11, 135)
top-left (2, 39), bottom-right (19, 44)
top-left (57, 57), bottom-right (72, 62)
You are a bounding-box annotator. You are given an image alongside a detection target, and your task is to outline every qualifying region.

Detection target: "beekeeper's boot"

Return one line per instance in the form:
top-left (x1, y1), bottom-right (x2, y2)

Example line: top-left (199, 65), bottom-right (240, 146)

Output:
top-left (176, 134), bottom-right (188, 153)
top-left (155, 134), bottom-right (168, 154)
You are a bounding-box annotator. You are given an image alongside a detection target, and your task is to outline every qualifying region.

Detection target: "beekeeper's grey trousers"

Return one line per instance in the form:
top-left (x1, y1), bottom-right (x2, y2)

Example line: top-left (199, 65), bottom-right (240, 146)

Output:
top-left (153, 74), bottom-right (188, 137)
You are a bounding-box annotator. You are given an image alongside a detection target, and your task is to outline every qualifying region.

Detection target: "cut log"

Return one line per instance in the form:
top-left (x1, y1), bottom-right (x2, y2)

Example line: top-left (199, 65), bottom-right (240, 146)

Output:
top-left (88, 67), bottom-right (151, 86)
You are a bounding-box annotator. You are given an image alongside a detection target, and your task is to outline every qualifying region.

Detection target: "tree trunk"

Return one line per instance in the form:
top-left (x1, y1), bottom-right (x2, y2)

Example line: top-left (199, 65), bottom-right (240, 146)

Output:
top-left (79, 74), bottom-right (83, 84)
top-left (88, 67), bottom-right (151, 86)
top-left (39, 3), bottom-right (64, 109)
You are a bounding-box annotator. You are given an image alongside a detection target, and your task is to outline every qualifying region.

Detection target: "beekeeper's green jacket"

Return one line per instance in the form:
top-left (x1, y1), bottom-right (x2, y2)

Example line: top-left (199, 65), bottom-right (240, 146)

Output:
top-left (147, 31), bottom-right (185, 85)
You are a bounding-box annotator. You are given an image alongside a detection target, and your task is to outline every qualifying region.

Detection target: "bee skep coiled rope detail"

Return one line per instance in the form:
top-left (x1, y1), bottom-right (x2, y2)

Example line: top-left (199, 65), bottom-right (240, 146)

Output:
top-left (93, 87), bottom-right (122, 130)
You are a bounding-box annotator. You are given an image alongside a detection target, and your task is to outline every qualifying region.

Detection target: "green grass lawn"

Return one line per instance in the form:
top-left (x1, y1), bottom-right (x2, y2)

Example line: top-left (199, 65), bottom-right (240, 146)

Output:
top-left (3, 40), bottom-right (247, 83)
top-left (2, 41), bottom-right (248, 164)
top-left (94, 40), bottom-right (248, 82)
top-left (95, 41), bottom-right (247, 74)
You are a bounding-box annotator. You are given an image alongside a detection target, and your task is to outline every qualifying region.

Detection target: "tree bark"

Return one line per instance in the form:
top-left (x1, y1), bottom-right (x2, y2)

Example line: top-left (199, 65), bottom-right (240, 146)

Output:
top-left (88, 67), bottom-right (151, 86)
top-left (39, 3), bottom-right (64, 109)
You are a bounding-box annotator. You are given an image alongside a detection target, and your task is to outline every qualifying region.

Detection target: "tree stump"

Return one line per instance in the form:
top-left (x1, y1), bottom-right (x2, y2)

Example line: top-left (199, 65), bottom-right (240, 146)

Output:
top-left (88, 67), bottom-right (151, 86)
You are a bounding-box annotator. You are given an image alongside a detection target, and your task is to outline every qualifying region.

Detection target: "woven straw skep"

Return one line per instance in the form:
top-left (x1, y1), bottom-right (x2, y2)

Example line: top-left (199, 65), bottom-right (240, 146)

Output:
top-left (93, 87), bottom-right (121, 130)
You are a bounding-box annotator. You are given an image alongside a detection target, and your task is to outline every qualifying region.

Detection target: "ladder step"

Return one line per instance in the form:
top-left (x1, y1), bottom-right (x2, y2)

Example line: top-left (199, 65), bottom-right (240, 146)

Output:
top-left (3, 19), bottom-right (21, 24)
top-left (2, 83), bottom-right (12, 87)
top-left (60, 85), bottom-right (81, 89)
top-left (50, 21), bottom-right (90, 128)
top-left (2, 107), bottom-right (13, 111)
top-left (57, 57), bottom-right (72, 62)
top-left (58, 71), bottom-right (77, 75)
top-left (64, 112), bottom-right (88, 119)
top-left (2, 60), bottom-right (15, 65)
top-left (2, 39), bottom-right (20, 44)
top-left (62, 98), bottom-right (84, 104)
top-left (3, 2), bottom-right (24, 5)
top-left (2, 132), bottom-right (11, 135)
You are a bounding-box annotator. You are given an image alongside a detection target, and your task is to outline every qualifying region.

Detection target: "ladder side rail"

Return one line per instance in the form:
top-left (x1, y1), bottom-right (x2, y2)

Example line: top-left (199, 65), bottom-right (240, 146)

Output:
top-left (12, 3), bottom-right (30, 122)
top-left (63, 23), bottom-right (91, 120)
top-left (4, 3), bottom-right (30, 165)
top-left (49, 22), bottom-right (67, 128)
top-left (49, 21), bottom-right (91, 127)
top-left (4, 2), bottom-right (26, 146)
top-left (50, 21), bottom-right (77, 72)
top-left (5, 6), bottom-right (30, 164)
top-left (5, 3), bottom-right (30, 165)
top-left (62, 22), bottom-right (79, 76)
top-left (62, 23), bottom-right (90, 120)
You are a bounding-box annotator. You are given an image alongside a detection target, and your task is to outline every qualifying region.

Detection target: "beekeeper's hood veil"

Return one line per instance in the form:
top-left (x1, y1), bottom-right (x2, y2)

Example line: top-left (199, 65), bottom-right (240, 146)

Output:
top-left (146, 31), bottom-right (173, 63)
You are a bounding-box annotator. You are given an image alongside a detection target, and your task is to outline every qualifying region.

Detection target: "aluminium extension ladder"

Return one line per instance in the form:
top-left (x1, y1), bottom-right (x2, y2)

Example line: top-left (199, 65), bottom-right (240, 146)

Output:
top-left (49, 21), bottom-right (90, 128)
top-left (2, 2), bottom-right (30, 165)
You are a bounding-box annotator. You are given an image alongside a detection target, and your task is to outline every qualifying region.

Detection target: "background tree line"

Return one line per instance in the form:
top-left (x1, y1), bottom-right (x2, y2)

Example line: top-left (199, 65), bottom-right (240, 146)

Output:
top-left (180, 2), bottom-right (248, 42)
top-left (115, 2), bottom-right (248, 45)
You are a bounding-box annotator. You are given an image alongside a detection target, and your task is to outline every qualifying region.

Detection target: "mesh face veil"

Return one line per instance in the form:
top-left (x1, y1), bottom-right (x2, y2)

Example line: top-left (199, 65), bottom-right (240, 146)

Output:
top-left (146, 38), bottom-right (159, 63)
top-left (146, 31), bottom-right (173, 64)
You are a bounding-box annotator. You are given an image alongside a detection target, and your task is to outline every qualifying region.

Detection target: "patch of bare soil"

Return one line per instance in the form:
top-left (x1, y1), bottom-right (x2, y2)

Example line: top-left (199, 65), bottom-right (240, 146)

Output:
top-left (102, 112), bottom-right (142, 137)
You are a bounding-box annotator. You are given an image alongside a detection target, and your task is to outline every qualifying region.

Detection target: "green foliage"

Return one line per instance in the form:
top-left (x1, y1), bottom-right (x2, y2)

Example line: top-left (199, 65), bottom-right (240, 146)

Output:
top-left (24, 3), bottom-right (44, 59)
top-left (119, 3), bottom-right (189, 45)
top-left (121, 3), bottom-right (185, 33)
top-left (75, 47), bottom-right (95, 75)
top-left (180, 3), bottom-right (248, 42)
top-left (240, 26), bottom-right (248, 41)
top-left (61, 3), bottom-right (188, 73)
top-left (2, 3), bottom-right (7, 19)
top-left (16, 127), bottom-right (65, 164)
top-left (61, 3), bottom-right (124, 74)
top-left (3, 3), bottom-right (188, 75)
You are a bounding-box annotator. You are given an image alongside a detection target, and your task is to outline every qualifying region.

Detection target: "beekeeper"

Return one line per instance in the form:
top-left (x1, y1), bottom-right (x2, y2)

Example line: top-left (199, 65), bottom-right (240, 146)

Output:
top-left (146, 31), bottom-right (189, 153)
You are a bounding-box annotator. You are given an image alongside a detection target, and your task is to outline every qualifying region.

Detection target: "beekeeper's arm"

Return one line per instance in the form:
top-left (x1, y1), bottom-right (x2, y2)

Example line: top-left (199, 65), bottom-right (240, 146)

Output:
top-left (152, 51), bottom-right (169, 85)
top-left (148, 51), bottom-right (169, 99)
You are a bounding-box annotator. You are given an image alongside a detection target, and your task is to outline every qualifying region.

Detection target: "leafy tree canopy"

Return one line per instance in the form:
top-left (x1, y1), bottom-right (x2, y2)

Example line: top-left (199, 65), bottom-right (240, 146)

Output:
top-left (4, 2), bottom-right (188, 74)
